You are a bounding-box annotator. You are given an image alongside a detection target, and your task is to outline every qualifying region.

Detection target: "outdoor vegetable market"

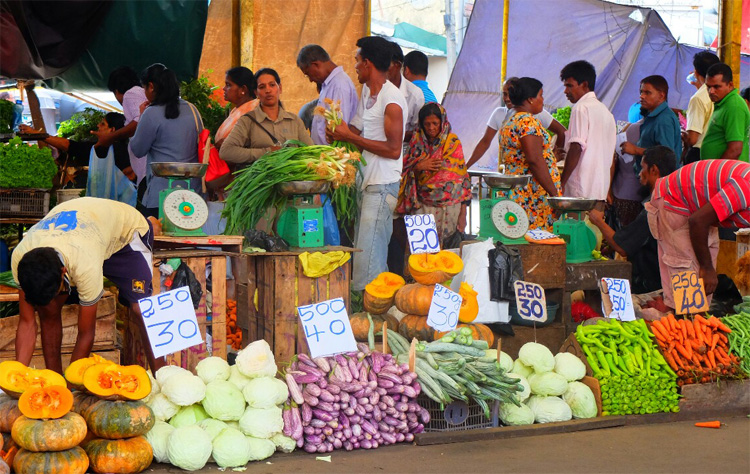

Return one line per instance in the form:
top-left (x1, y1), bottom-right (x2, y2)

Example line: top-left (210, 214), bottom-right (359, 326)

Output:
top-left (0, 0), bottom-right (749, 473)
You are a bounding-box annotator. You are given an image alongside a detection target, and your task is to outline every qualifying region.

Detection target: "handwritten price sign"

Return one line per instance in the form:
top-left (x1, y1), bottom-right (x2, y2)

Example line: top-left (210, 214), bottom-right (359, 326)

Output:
top-left (297, 297), bottom-right (357, 358)
top-left (526, 229), bottom-right (559, 241)
top-left (513, 281), bottom-right (547, 321)
top-left (404, 214), bottom-right (440, 254)
top-left (138, 286), bottom-right (203, 358)
top-left (427, 284), bottom-right (461, 333)
top-left (600, 278), bottom-right (635, 321)
top-left (671, 271), bottom-right (709, 315)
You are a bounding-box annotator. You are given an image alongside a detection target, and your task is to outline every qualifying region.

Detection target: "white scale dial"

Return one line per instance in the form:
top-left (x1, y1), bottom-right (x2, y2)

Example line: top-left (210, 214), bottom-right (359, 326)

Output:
top-left (490, 200), bottom-right (529, 239)
top-left (163, 189), bottom-right (209, 230)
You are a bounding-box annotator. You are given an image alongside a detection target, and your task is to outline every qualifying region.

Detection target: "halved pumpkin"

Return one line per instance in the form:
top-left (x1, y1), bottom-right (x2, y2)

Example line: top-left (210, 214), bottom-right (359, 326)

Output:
top-left (82, 363), bottom-right (151, 401)
top-left (18, 386), bottom-right (73, 420)
top-left (458, 282), bottom-right (480, 323)
top-left (408, 251), bottom-right (464, 285)
top-left (0, 361), bottom-right (67, 399)
top-left (364, 272), bottom-right (406, 314)
top-left (64, 354), bottom-right (113, 388)
top-left (394, 283), bottom-right (435, 316)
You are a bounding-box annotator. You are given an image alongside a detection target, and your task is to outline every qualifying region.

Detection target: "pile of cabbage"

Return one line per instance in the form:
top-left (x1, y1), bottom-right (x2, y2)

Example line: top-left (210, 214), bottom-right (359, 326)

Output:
top-left (143, 340), bottom-right (294, 471)
top-left (496, 342), bottom-right (598, 426)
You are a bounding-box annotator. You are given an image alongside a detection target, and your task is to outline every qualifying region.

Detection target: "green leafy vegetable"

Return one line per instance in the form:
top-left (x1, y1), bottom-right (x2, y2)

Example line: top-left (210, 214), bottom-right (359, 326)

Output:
top-left (180, 72), bottom-right (229, 140)
top-left (57, 108), bottom-right (105, 142)
top-left (552, 106), bottom-right (571, 129)
top-left (0, 136), bottom-right (58, 188)
top-left (0, 101), bottom-right (14, 134)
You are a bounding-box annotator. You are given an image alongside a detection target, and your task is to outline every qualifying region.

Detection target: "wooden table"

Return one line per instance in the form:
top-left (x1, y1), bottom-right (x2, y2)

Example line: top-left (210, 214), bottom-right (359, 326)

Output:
top-left (154, 235), bottom-right (244, 254)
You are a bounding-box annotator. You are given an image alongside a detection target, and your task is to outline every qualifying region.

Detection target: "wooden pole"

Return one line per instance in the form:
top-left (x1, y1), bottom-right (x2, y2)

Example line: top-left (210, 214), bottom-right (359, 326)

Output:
top-left (717, 0), bottom-right (743, 79)
top-left (500, 0), bottom-right (510, 83)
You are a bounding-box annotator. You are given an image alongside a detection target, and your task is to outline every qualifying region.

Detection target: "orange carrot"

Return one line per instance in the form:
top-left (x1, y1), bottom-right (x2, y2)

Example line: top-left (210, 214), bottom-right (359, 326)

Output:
top-left (695, 314), bottom-right (709, 326)
top-left (675, 343), bottom-right (692, 360)
top-left (680, 319), bottom-right (688, 340)
top-left (663, 351), bottom-right (680, 371)
top-left (651, 323), bottom-right (668, 342)
top-left (694, 421), bottom-right (721, 429)
top-left (707, 350), bottom-right (716, 369)
top-left (685, 320), bottom-right (695, 339)
top-left (710, 333), bottom-right (720, 351)
top-left (715, 320), bottom-right (731, 333)
top-left (668, 314), bottom-right (678, 333)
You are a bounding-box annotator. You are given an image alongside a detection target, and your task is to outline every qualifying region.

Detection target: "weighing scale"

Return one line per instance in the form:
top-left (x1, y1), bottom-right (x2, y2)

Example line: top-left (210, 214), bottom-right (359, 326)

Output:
top-left (548, 197), bottom-right (598, 263)
top-left (276, 180), bottom-right (330, 248)
top-left (151, 163), bottom-right (209, 237)
top-left (477, 173), bottom-right (532, 245)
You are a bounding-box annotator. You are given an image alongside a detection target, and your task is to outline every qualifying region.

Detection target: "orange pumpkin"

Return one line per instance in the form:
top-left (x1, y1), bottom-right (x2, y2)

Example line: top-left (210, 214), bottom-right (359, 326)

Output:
top-left (438, 323), bottom-right (495, 346)
top-left (0, 399), bottom-right (22, 432)
top-left (13, 446), bottom-right (88, 474)
top-left (398, 314), bottom-right (437, 342)
top-left (18, 385), bottom-right (73, 420)
top-left (349, 312), bottom-right (400, 341)
top-left (64, 354), bottom-right (114, 388)
top-left (0, 361), bottom-right (67, 399)
top-left (11, 413), bottom-right (87, 452)
top-left (394, 283), bottom-right (435, 316)
top-left (408, 251), bottom-right (464, 285)
top-left (458, 282), bottom-right (480, 323)
top-left (71, 391), bottom-right (100, 418)
top-left (84, 436), bottom-right (153, 474)
top-left (364, 272), bottom-right (406, 314)
top-left (82, 363), bottom-right (151, 401)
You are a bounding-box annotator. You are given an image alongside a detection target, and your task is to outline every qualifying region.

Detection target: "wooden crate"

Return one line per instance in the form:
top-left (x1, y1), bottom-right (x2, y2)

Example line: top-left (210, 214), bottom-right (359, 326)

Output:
top-left (236, 250), bottom-right (353, 365)
top-left (0, 292), bottom-right (117, 357)
top-left (1, 350), bottom-right (120, 370)
top-left (120, 251), bottom-right (228, 371)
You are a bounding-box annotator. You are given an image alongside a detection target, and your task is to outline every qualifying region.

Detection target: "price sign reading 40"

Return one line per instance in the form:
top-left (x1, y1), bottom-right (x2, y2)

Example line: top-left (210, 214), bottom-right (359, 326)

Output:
top-left (671, 270), bottom-right (709, 315)
top-left (513, 281), bottom-right (547, 321)
top-left (138, 286), bottom-right (203, 359)
top-left (404, 214), bottom-right (440, 254)
top-left (426, 284), bottom-right (461, 333)
top-left (297, 297), bottom-right (357, 358)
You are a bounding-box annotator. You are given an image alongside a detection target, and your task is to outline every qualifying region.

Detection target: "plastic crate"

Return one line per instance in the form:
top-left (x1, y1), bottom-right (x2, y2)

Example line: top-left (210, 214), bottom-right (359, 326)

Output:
top-left (0, 188), bottom-right (50, 217)
top-left (418, 394), bottom-right (499, 432)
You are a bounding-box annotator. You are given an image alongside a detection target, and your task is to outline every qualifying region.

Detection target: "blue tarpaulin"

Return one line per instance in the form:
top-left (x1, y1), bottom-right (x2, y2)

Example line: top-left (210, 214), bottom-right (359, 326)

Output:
top-left (444, 0), bottom-right (750, 170)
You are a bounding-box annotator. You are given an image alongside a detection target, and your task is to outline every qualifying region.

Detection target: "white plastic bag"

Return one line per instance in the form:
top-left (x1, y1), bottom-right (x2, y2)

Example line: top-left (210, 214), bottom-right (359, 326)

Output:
top-left (450, 239), bottom-right (509, 323)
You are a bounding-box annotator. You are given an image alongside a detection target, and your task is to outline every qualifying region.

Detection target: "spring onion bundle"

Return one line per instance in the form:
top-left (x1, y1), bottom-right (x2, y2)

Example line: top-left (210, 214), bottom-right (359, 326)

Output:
top-left (222, 141), bottom-right (360, 235)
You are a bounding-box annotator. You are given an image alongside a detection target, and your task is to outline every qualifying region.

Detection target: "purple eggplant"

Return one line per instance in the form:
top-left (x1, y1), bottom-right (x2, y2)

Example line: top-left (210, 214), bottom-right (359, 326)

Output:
top-left (291, 405), bottom-right (304, 440)
top-left (297, 437), bottom-right (305, 448)
top-left (347, 357), bottom-right (358, 378)
top-left (335, 355), bottom-right (353, 382)
top-left (317, 444), bottom-right (328, 453)
top-left (385, 407), bottom-right (397, 416)
top-left (379, 372), bottom-right (403, 385)
top-left (313, 356), bottom-right (331, 372)
top-left (312, 409), bottom-right (334, 422)
top-left (377, 378), bottom-right (395, 389)
top-left (369, 392), bottom-right (380, 406)
top-left (299, 364), bottom-right (324, 378)
top-left (395, 402), bottom-right (409, 413)
top-left (339, 391), bottom-right (350, 403)
top-left (298, 353), bottom-right (317, 367)
top-left (351, 424), bottom-right (362, 437)
top-left (382, 395), bottom-right (396, 407)
top-left (396, 433), bottom-right (405, 443)
top-left (384, 416), bottom-right (400, 427)
top-left (368, 369), bottom-right (378, 382)
top-left (338, 413), bottom-right (350, 428)
top-left (386, 385), bottom-right (406, 395)
top-left (372, 405), bottom-right (382, 421)
top-left (403, 385), bottom-right (417, 398)
top-left (333, 402), bottom-right (341, 411)
top-left (362, 420), bottom-right (379, 436)
top-left (376, 387), bottom-right (387, 396)
top-left (407, 413), bottom-right (418, 423)
top-left (305, 434), bottom-right (323, 445)
top-left (286, 373), bottom-right (305, 405)
top-left (343, 407), bottom-right (355, 416)
top-left (303, 392), bottom-right (319, 407)
top-left (355, 404), bottom-right (366, 417)
top-left (364, 403), bottom-right (374, 413)
top-left (405, 433), bottom-right (415, 442)
top-left (319, 389), bottom-right (335, 403)
top-left (333, 438), bottom-right (343, 449)
top-left (310, 419), bottom-right (327, 428)
top-left (407, 420), bottom-right (420, 431)
top-left (327, 420), bottom-right (339, 429)
top-left (323, 426), bottom-right (333, 436)
top-left (378, 421), bottom-right (390, 432)
top-left (316, 401), bottom-right (335, 412)
top-left (361, 439), bottom-right (372, 449)
top-left (303, 426), bottom-right (315, 435)
top-left (349, 414), bottom-right (361, 424)
top-left (343, 427), bottom-right (352, 438)
top-left (304, 443), bottom-right (317, 453)
top-left (292, 372), bottom-right (321, 384)
top-left (327, 383), bottom-right (341, 395)
top-left (359, 365), bottom-right (368, 382)
top-left (301, 403), bottom-right (313, 423)
top-left (305, 384), bottom-right (321, 397)
top-left (344, 441), bottom-right (353, 451)
top-left (419, 408), bottom-right (430, 424)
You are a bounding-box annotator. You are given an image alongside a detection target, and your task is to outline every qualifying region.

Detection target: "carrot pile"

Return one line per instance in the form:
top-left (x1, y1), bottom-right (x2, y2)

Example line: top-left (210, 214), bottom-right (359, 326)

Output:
top-left (650, 314), bottom-right (742, 385)
top-left (226, 299), bottom-right (242, 351)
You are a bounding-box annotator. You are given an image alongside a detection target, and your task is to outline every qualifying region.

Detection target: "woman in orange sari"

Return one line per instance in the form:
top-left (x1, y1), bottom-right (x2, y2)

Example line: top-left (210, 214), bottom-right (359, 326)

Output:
top-left (397, 103), bottom-right (470, 243)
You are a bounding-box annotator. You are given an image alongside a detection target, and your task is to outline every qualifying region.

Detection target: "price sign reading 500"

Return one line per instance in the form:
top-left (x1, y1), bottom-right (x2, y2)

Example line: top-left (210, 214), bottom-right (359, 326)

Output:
top-left (404, 214), bottom-right (440, 254)
top-left (297, 297), bottom-right (357, 358)
top-left (138, 286), bottom-right (203, 359)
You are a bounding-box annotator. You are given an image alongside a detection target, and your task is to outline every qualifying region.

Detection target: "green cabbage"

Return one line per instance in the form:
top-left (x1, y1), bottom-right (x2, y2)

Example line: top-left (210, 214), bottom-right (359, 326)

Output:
top-left (271, 433), bottom-right (297, 453)
top-left (499, 402), bottom-right (535, 426)
top-left (155, 365), bottom-right (190, 386)
top-left (225, 420), bottom-right (241, 430)
top-left (482, 350), bottom-right (513, 372)
top-left (527, 395), bottom-right (572, 423)
top-left (203, 380), bottom-right (246, 421)
top-left (242, 377), bottom-right (289, 408)
top-left (212, 428), bottom-right (251, 468)
top-left (512, 359), bottom-right (534, 378)
top-left (198, 418), bottom-right (229, 440)
top-left (196, 356), bottom-right (231, 384)
top-left (239, 406), bottom-right (283, 439)
top-left (236, 339), bottom-right (277, 379)
top-left (228, 365), bottom-right (252, 391)
top-left (518, 342), bottom-right (555, 373)
top-left (167, 425), bottom-right (213, 471)
top-left (161, 373), bottom-right (206, 406)
top-left (563, 381), bottom-right (597, 419)
top-left (145, 421), bottom-right (174, 463)
top-left (246, 436), bottom-right (276, 461)
top-left (142, 372), bottom-right (160, 404)
top-left (170, 404), bottom-right (209, 428)
top-left (147, 393), bottom-right (179, 422)
top-left (554, 353), bottom-right (587, 382)
top-left (506, 372), bottom-right (530, 402)
top-left (529, 372), bottom-right (568, 396)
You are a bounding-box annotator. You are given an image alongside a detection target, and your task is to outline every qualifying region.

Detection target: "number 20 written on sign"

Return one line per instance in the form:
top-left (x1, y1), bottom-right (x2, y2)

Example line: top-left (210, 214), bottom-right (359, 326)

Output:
top-left (404, 214), bottom-right (440, 254)
top-left (514, 281), bottom-right (547, 321)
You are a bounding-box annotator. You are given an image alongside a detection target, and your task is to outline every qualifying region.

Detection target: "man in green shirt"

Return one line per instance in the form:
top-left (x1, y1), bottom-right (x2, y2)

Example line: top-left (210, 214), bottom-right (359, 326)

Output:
top-left (701, 63), bottom-right (750, 161)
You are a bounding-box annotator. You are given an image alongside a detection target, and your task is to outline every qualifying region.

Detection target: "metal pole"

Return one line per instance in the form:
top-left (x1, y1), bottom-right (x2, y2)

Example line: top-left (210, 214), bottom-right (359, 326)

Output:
top-left (717, 0), bottom-right (742, 79)
top-left (501, 0), bottom-right (510, 83)
top-left (445, 0), bottom-right (457, 72)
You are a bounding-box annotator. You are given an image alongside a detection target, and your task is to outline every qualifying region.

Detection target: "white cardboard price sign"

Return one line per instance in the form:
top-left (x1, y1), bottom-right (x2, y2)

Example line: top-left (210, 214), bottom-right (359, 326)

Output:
top-left (426, 284), bottom-right (461, 333)
top-left (404, 214), bottom-right (440, 254)
top-left (526, 229), bottom-right (559, 240)
top-left (138, 286), bottom-right (203, 359)
top-left (513, 280), bottom-right (547, 321)
top-left (600, 278), bottom-right (636, 321)
top-left (297, 297), bottom-right (357, 358)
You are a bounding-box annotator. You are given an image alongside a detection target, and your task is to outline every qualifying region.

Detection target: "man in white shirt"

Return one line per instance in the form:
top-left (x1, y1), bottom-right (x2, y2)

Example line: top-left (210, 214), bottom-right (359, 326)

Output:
top-left (682, 51), bottom-right (720, 164)
top-left (329, 36), bottom-right (407, 291)
top-left (559, 60), bottom-right (616, 203)
top-left (386, 41), bottom-right (424, 147)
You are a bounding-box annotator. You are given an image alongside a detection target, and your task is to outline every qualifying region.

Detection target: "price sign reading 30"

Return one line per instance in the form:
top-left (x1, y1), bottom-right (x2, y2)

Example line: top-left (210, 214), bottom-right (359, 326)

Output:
top-left (426, 284), bottom-right (461, 333)
top-left (404, 214), bottom-right (440, 254)
top-left (297, 297), bottom-right (357, 358)
top-left (671, 271), bottom-right (709, 315)
top-left (138, 286), bottom-right (203, 358)
top-left (513, 281), bottom-right (547, 321)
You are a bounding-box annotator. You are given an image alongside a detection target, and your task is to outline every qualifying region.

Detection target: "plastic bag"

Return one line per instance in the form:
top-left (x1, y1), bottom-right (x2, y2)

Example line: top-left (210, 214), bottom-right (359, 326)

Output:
top-left (442, 230), bottom-right (476, 250)
top-left (449, 240), bottom-right (509, 323)
top-left (488, 242), bottom-right (523, 302)
top-left (321, 194), bottom-right (340, 246)
top-left (243, 230), bottom-right (289, 252)
top-left (171, 262), bottom-right (203, 309)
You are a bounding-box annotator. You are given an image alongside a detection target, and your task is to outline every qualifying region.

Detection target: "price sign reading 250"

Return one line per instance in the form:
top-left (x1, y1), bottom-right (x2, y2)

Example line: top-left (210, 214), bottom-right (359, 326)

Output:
top-left (297, 297), bottom-right (357, 358)
top-left (426, 284), bottom-right (461, 333)
top-left (671, 271), bottom-right (709, 315)
top-left (138, 286), bottom-right (203, 359)
top-left (514, 281), bottom-right (547, 321)
top-left (404, 214), bottom-right (440, 254)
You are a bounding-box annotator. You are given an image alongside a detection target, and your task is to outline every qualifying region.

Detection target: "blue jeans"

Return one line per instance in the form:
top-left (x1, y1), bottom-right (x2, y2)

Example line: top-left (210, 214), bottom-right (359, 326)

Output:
top-left (352, 182), bottom-right (400, 291)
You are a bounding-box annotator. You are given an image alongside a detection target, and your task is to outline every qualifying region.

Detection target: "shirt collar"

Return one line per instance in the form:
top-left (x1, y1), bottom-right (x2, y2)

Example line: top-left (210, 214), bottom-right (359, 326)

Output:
top-left (715, 88), bottom-right (738, 108)
top-left (323, 66), bottom-right (344, 87)
top-left (645, 101), bottom-right (669, 118)
top-left (579, 91), bottom-right (597, 102)
top-left (252, 106), bottom-right (291, 124)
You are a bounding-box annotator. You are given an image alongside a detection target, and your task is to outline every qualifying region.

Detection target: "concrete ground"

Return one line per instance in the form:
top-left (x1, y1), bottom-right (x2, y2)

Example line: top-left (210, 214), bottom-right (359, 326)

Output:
top-left (149, 415), bottom-right (750, 473)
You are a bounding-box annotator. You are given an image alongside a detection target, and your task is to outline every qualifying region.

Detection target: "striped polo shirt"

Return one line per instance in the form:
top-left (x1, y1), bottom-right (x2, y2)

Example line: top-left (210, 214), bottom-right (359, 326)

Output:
top-left (652, 160), bottom-right (750, 228)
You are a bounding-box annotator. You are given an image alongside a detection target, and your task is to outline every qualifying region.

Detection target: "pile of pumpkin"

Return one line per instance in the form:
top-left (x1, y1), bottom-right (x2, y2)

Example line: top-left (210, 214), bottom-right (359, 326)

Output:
top-left (355, 251), bottom-right (495, 347)
top-left (0, 357), bottom-right (154, 474)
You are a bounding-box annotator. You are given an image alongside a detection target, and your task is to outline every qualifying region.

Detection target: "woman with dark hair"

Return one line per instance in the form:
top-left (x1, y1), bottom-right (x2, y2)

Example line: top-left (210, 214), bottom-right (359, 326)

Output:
top-left (396, 103), bottom-right (470, 242)
top-left (220, 67), bottom-right (312, 165)
top-left (130, 63), bottom-right (203, 217)
top-left (500, 77), bottom-right (561, 231)
top-left (214, 67), bottom-right (259, 150)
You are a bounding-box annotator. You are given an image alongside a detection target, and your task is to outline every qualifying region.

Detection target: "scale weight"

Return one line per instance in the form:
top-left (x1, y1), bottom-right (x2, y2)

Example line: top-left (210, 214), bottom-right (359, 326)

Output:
top-left (477, 173), bottom-right (531, 245)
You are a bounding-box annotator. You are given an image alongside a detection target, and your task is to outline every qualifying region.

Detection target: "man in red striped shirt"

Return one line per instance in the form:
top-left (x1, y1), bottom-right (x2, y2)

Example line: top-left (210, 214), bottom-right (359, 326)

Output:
top-left (646, 159), bottom-right (750, 309)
